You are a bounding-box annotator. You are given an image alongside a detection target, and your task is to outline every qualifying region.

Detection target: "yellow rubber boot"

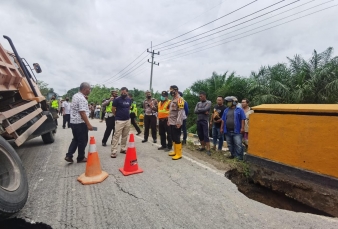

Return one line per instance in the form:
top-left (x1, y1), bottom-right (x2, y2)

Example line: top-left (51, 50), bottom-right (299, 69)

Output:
top-left (168, 143), bottom-right (176, 156)
top-left (172, 143), bottom-right (182, 160)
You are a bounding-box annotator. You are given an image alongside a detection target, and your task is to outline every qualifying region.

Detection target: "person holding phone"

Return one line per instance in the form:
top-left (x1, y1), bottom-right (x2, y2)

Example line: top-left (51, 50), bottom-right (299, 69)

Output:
top-left (65, 82), bottom-right (94, 163)
top-left (167, 85), bottom-right (185, 160)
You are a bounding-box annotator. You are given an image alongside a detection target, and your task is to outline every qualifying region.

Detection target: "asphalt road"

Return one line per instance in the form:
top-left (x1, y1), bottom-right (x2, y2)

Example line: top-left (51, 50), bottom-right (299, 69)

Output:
top-left (10, 119), bottom-right (338, 228)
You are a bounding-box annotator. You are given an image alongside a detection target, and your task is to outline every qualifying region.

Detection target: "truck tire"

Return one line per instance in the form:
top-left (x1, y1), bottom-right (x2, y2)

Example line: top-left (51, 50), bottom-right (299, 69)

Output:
top-left (0, 136), bottom-right (28, 219)
top-left (41, 131), bottom-right (55, 144)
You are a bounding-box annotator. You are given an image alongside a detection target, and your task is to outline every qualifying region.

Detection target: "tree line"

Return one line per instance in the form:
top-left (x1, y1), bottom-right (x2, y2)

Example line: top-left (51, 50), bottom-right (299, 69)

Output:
top-left (38, 47), bottom-right (338, 132)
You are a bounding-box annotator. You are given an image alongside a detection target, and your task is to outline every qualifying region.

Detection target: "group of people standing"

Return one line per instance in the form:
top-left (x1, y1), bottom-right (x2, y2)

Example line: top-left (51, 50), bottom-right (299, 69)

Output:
top-left (100, 85), bottom-right (187, 160)
top-left (63, 81), bottom-right (253, 163)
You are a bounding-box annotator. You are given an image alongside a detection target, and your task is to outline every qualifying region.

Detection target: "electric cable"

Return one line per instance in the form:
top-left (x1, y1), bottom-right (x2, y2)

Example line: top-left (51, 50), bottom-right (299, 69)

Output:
top-left (156, 0), bottom-right (300, 50)
top-left (153, 0), bottom-right (259, 48)
top-left (100, 49), bottom-right (148, 84)
top-left (164, 0), bottom-right (226, 35)
top-left (160, 0), bottom-right (321, 56)
top-left (105, 62), bottom-right (148, 85)
top-left (103, 54), bottom-right (149, 84)
top-left (159, 4), bottom-right (337, 63)
top-left (160, 0), bottom-right (331, 59)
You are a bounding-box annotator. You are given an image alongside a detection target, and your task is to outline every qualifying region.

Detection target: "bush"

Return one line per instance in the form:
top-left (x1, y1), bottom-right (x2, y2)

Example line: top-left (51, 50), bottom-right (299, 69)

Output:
top-left (188, 124), bottom-right (197, 134)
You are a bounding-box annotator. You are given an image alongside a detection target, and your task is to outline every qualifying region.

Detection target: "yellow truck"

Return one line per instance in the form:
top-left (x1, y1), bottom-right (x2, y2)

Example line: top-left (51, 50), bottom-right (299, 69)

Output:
top-left (0, 35), bottom-right (57, 218)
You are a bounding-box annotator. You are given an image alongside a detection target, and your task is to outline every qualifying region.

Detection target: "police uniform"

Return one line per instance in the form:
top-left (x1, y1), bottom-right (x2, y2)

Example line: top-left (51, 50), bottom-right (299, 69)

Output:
top-left (102, 95), bottom-right (116, 146)
top-left (130, 100), bottom-right (141, 134)
top-left (158, 91), bottom-right (172, 151)
top-left (51, 98), bottom-right (59, 126)
top-left (168, 86), bottom-right (185, 160)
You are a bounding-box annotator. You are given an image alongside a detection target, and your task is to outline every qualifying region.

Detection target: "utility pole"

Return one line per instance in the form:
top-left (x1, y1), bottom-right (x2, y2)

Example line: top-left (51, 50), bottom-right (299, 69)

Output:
top-left (147, 41), bottom-right (160, 91)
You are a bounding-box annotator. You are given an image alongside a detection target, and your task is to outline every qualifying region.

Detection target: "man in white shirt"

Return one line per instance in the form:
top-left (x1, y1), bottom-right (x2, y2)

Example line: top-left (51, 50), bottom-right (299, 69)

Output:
top-left (62, 97), bottom-right (71, 129)
top-left (65, 82), bottom-right (94, 163)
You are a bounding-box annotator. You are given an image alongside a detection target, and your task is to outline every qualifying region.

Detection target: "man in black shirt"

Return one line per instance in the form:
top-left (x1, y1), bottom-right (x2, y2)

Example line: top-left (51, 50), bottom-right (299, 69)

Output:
top-left (210, 96), bottom-right (226, 151)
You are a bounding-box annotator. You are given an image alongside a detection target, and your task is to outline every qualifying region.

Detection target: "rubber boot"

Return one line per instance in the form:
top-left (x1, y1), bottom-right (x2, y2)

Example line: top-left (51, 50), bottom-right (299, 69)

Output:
top-left (172, 143), bottom-right (182, 160)
top-left (168, 143), bottom-right (176, 156)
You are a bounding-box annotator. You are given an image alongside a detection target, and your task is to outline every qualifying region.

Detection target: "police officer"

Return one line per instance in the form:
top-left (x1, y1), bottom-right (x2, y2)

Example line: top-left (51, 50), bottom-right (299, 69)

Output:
top-left (142, 91), bottom-right (158, 143)
top-left (129, 94), bottom-right (141, 135)
top-left (158, 91), bottom-right (172, 151)
top-left (51, 95), bottom-right (59, 126)
top-left (168, 85), bottom-right (185, 160)
top-left (101, 90), bottom-right (118, 146)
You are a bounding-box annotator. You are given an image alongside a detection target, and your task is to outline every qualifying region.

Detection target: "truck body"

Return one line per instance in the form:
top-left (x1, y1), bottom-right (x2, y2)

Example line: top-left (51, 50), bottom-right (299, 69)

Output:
top-left (0, 36), bottom-right (57, 218)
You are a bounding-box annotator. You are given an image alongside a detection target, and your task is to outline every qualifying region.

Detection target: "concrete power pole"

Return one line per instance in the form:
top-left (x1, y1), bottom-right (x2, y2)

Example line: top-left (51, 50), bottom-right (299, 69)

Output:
top-left (147, 42), bottom-right (160, 91)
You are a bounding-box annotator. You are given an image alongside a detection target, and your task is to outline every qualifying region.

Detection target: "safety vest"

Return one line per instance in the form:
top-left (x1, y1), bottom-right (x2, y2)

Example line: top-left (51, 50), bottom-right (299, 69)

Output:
top-left (51, 100), bottom-right (58, 109)
top-left (158, 100), bottom-right (171, 119)
top-left (131, 102), bottom-right (137, 116)
top-left (106, 101), bottom-right (113, 113)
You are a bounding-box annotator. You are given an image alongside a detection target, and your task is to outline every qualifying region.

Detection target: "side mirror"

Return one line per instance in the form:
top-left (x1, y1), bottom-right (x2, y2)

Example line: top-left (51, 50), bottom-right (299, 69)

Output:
top-left (33, 63), bottom-right (42, 73)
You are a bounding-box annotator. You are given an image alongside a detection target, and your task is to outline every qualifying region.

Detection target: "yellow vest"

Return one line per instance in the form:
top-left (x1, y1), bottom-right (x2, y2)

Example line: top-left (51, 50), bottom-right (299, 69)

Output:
top-left (131, 103), bottom-right (137, 116)
top-left (158, 100), bottom-right (171, 119)
top-left (51, 100), bottom-right (58, 109)
top-left (106, 101), bottom-right (113, 113)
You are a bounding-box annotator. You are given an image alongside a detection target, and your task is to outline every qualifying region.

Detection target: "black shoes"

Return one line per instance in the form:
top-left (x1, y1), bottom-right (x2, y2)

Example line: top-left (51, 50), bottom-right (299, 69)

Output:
top-left (142, 140), bottom-right (147, 143)
top-left (120, 150), bottom-right (126, 154)
top-left (153, 139), bottom-right (157, 143)
top-left (197, 147), bottom-right (206, 151)
top-left (102, 142), bottom-right (107, 146)
top-left (206, 151), bottom-right (211, 156)
top-left (136, 131), bottom-right (142, 135)
top-left (165, 148), bottom-right (172, 152)
top-left (158, 146), bottom-right (166, 150)
top-left (182, 140), bottom-right (186, 145)
top-left (64, 157), bottom-right (73, 163)
top-left (77, 157), bottom-right (88, 163)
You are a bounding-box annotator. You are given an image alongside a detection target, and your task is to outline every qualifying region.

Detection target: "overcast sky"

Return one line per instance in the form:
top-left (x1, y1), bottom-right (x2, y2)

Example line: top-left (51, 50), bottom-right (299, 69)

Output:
top-left (1, 0), bottom-right (337, 95)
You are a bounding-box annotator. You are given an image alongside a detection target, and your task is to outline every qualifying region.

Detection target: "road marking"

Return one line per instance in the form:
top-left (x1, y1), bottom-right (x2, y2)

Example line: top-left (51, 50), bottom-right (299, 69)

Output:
top-left (134, 133), bottom-right (223, 176)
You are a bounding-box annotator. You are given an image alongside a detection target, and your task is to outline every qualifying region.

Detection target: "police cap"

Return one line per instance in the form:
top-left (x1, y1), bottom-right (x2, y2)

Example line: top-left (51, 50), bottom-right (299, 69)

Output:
top-left (161, 91), bottom-right (168, 97)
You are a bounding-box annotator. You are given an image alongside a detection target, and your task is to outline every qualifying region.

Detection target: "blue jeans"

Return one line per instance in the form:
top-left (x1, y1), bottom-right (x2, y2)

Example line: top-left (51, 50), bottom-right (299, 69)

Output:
top-left (212, 125), bottom-right (224, 150)
top-left (225, 132), bottom-right (243, 160)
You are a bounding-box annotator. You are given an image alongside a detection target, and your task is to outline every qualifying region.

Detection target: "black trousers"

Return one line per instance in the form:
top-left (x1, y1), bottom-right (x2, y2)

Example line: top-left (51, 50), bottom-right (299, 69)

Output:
top-left (170, 125), bottom-right (182, 144)
top-left (102, 115), bottom-right (115, 144)
top-left (101, 111), bottom-right (105, 120)
top-left (144, 115), bottom-right (157, 141)
top-left (66, 123), bottom-right (88, 161)
top-left (182, 119), bottom-right (187, 141)
top-left (159, 118), bottom-right (172, 148)
top-left (130, 112), bottom-right (141, 133)
top-left (62, 114), bottom-right (70, 128)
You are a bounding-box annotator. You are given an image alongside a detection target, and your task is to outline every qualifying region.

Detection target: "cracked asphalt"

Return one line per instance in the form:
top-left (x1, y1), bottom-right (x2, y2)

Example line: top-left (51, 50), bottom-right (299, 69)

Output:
top-left (10, 119), bottom-right (338, 228)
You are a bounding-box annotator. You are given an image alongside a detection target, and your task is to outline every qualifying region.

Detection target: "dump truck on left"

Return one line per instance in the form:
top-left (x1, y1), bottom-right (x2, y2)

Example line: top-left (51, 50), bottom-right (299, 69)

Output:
top-left (0, 36), bottom-right (57, 218)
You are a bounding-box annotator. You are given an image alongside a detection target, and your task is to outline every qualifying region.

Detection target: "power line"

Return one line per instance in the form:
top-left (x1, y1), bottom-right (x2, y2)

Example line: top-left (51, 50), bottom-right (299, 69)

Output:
top-left (152, 0), bottom-right (259, 48)
top-left (164, 0), bottom-right (226, 35)
top-left (103, 55), bottom-right (149, 84)
top-left (159, 4), bottom-right (337, 63)
top-left (160, 0), bottom-right (330, 59)
top-left (159, 0), bottom-right (319, 55)
top-left (156, 0), bottom-right (300, 51)
top-left (100, 49), bottom-right (148, 84)
top-left (114, 66), bottom-right (149, 84)
top-left (106, 62), bottom-right (148, 85)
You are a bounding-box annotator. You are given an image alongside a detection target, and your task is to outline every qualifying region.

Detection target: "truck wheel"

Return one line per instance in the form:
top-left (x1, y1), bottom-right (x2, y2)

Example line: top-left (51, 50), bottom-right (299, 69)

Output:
top-left (41, 131), bottom-right (55, 144)
top-left (0, 136), bottom-right (28, 219)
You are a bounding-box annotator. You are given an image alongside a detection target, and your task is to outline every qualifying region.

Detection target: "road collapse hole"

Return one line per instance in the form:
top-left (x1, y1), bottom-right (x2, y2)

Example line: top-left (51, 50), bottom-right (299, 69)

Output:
top-left (225, 168), bottom-right (332, 217)
top-left (0, 217), bottom-right (52, 229)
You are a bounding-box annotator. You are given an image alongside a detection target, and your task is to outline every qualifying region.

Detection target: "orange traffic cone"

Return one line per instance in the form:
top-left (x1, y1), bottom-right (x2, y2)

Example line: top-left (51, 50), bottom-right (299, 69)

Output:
top-left (119, 133), bottom-right (143, 176)
top-left (77, 136), bottom-right (109, 185)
